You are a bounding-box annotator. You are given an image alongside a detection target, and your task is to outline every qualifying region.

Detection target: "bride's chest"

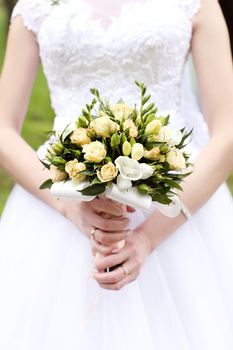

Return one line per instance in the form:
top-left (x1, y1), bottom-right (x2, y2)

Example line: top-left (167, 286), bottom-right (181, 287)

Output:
top-left (38, 0), bottom-right (192, 68)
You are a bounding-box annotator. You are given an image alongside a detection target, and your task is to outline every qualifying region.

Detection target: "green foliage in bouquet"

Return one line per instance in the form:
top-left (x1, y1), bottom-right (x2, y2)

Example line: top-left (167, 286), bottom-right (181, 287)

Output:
top-left (40, 81), bottom-right (192, 205)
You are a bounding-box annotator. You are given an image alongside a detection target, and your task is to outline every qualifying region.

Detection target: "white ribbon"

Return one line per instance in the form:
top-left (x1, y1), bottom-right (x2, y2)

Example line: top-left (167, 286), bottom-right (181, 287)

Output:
top-left (50, 180), bottom-right (181, 217)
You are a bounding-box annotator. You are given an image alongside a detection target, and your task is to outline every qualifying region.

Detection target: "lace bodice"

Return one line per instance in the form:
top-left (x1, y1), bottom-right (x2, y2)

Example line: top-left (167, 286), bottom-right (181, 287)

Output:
top-left (11, 0), bottom-right (209, 147)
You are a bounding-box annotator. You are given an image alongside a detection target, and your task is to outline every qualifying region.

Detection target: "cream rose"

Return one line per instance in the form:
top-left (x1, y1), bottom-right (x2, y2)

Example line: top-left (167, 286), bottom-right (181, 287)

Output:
top-left (115, 156), bottom-right (142, 181)
top-left (97, 162), bottom-right (118, 182)
top-left (70, 128), bottom-right (91, 145)
top-left (144, 147), bottom-right (161, 161)
top-left (65, 159), bottom-right (87, 182)
top-left (50, 165), bottom-right (67, 182)
top-left (90, 116), bottom-right (119, 138)
top-left (123, 119), bottom-right (138, 138)
top-left (131, 143), bottom-right (144, 161)
top-left (157, 126), bottom-right (183, 146)
top-left (82, 141), bottom-right (107, 163)
top-left (111, 103), bottom-right (133, 122)
top-left (166, 148), bottom-right (186, 170)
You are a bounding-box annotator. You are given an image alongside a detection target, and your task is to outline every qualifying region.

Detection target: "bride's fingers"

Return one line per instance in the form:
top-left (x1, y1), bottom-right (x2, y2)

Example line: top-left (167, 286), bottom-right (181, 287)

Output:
top-left (91, 238), bottom-right (120, 256)
top-left (95, 268), bottom-right (137, 291)
top-left (95, 245), bottom-right (131, 271)
top-left (95, 214), bottom-right (130, 232)
top-left (93, 229), bottom-right (129, 245)
top-left (98, 275), bottom-right (136, 291)
top-left (89, 198), bottom-right (126, 217)
top-left (93, 261), bottom-right (136, 285)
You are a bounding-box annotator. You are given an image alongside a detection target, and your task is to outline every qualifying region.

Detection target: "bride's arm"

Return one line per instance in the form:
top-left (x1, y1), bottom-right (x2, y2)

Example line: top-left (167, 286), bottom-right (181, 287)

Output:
top-left (0, 17), bottom-right (58, 209)
top-left (136, 0), bottom-right (233, 252)
top-left (93, 0), bottom-right (233, 289)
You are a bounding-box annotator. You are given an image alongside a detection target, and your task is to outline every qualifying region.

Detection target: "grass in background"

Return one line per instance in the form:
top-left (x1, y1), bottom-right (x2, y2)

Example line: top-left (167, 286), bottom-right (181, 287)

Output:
top-left (0, 6), bottom-right (232, 215)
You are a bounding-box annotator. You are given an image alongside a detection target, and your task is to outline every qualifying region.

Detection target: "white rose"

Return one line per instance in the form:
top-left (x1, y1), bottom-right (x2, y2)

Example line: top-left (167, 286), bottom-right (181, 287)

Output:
top-left (115, 156), bottom-right (142, 181)
top-left (157, 126), bottom-right (182, 146)
top-left (166, 148), bottom-right (186, 170)
top-left (82, 141), bottom-right (107, 163)
top-left (131, 143), bottom-right (144, 161)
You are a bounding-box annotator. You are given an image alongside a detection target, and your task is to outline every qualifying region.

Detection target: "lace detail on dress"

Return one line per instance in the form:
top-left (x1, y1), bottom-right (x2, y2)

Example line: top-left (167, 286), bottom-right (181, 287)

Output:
top-left (179, 0), bottom-right (202, 19)
top-left (11, 0), bottom-right (52, 34)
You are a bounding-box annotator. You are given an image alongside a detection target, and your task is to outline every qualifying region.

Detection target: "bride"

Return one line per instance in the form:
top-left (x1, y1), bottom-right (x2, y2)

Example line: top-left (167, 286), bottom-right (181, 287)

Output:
top-left (0, 0), bottom-right (233, 349)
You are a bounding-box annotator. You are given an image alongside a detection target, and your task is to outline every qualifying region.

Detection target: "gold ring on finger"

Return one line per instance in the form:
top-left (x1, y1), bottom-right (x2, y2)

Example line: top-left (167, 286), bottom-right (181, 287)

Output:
top-left (90, 227), bottom-right (96, 240)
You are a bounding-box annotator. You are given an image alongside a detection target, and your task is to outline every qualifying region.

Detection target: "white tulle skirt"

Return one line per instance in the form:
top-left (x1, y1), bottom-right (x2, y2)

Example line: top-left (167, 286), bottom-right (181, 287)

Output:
top-left (0, 180), bottom-right (233, 349)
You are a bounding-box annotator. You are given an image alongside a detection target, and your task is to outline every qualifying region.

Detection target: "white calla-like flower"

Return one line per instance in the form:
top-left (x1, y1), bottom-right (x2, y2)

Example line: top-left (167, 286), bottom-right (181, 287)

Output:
top-left (115, 156), bottom-right (142, 181)
top-left (116, 174), bottom-right (132, 191)
top-left (139, 163), bottom-right (154, 179)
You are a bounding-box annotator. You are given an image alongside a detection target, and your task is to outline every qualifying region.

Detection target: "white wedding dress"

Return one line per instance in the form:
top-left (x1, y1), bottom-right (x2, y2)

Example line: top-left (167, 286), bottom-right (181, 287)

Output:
top-left (0, 0), bottom-right (233, 349)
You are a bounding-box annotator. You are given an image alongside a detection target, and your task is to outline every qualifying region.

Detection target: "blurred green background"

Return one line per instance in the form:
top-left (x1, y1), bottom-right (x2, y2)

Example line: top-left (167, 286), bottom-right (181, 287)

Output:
top-left (0, 2), bottom-right (232, 214)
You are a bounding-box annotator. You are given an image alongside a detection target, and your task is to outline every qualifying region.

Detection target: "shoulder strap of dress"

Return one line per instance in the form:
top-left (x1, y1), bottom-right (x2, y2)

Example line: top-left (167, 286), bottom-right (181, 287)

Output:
top-left (11, 0), bottom-right (52, 35)
top-left (179, 0), bottom-right (202, 19)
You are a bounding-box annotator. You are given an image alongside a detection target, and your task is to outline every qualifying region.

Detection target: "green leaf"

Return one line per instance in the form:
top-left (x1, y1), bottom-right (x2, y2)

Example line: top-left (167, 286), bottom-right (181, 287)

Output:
top-left (90, 88), bottom-right (100, 98)
top-left (176, 128), bottom-right (193, 149)
top-left (142, 95), bottom-right (151, 105)
top-left (39, 179), bottom-right (53, 190)
top-left (79, 169), bottom-right (95, 176)
top-left (39, 159), bottom-right (50, 170)
top-left (167, 171), bottom-right (192, 179)
top-left (151, 192), bottom-right (172, 204)
top-left (91, 177), bottom-right (102, 185)
top-left (78, 183), bottom-right (106, 196)
top-left (163, 179), bottom-right (183, 191)
top-left (142, 103), bottom-right (155, 116)
top-left (145, 141), bottom-right (165, 150)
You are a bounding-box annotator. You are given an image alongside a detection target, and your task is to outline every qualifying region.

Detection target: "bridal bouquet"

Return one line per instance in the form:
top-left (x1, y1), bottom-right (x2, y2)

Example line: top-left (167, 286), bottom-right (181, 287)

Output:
top-left (40, 81), bottom-right (192, 215)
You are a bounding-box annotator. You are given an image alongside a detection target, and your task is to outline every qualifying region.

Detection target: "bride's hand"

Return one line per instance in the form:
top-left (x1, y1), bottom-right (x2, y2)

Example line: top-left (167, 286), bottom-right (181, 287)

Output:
top-left (92, 229), bottom-right (152, 291)
top-left (60, 197), bottom-right (130, 243)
